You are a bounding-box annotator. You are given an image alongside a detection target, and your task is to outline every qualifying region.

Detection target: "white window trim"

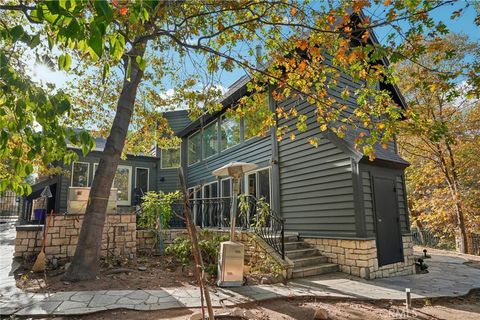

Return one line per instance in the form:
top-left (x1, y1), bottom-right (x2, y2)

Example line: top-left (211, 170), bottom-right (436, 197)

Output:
top-left (115, 165), bottom-right (132, 206)
top-left (202, 181), bottom-right (218, 199)
top-left (135, 167), bottom-right (150, 192)
top-left (220, 114), bottom-right (240, 152)
top-left (244, 167), bottom-right (272, 206)
top-left (161, 148), bottom-right (181, 169)
top-left (188, 130), bottom-right (201, 166)
top-left (71, 161), bottom-right (90, 187)
top-left (202, 120), bottom-right (219, 160)
top-left (220, 177), bottom-right (232, 197)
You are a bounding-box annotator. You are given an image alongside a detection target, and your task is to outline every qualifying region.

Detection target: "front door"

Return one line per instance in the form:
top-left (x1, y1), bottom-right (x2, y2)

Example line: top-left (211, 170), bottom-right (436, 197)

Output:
top-left (373, 176), bottom-right (404, 266)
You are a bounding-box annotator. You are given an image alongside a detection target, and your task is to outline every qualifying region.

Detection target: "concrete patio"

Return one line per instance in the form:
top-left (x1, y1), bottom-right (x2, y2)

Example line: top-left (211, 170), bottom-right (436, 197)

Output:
top-left (1, 222), bottom-right (480, 316)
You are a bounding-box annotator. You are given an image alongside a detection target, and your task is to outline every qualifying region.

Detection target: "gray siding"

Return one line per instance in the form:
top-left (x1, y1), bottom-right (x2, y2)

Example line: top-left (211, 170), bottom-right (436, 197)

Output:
top-left (278, 97), bottom-right (357, 238)
top-left (187, 137), bottom-right (271, 187)
top-left (58, 150), bottom-right (159, 213)
top-left (359, 163), bottom-right (409, 235)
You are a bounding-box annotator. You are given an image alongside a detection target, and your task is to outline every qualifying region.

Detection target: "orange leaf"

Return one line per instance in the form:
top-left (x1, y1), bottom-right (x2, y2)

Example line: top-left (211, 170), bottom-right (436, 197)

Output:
top-left (119, 7), bottom-right (128, 15)
top-left (290, 7), bottom-right (297, 16)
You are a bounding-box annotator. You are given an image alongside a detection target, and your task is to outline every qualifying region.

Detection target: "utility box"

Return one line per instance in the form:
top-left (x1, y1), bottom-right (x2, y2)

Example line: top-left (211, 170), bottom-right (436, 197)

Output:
top-left (217, 241), bottom-right (244, 287)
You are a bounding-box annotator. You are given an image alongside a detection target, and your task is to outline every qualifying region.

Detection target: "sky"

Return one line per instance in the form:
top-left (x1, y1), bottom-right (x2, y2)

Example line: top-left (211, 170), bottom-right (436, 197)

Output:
top-left (29, 2), bottom-right (480, 91)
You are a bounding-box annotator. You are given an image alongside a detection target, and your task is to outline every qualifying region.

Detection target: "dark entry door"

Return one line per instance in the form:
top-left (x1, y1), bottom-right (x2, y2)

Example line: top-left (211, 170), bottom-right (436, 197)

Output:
top-left (373, 176), bottom-right (404, 266)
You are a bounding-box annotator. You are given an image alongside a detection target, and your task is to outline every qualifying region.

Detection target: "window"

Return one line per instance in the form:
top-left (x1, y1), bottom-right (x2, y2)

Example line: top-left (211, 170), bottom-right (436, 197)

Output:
top-left (245, 168), bottom-right (271, 204)
top-left (203, 181), bottom-right (218, 198)
top-left (221, 178), bottom-right (232, 197)
top-left (244, 93), bottom-right (270, 140)
top-left (203, 121), bottom-right (218, 159)
top-left (71, 162), bottom-right (89, 187)
top-left (220, 114), bottom-right (240, 151)
top-left (113, 165), bottom-right (132, 206)
top-left (135, 167), bottom-right (149, 193)
top-left (161, 148), bottom-right (180, 168)
top-left (188, 131), bottom-right (201, 165)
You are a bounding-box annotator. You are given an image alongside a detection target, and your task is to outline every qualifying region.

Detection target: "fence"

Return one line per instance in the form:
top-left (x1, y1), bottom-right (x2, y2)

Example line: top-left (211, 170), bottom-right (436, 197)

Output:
top-left (412, 228), bottom-right (480, 255)
top-left (0, 191), bottom-right (21, 220)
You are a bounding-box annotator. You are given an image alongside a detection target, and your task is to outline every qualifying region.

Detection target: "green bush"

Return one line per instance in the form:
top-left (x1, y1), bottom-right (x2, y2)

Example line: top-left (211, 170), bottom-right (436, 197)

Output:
top-left (165, 230), bottom-right (229, 277)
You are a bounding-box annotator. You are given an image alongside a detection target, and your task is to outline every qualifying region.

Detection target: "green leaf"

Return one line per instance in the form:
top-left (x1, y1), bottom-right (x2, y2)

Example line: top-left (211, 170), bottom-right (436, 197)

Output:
top-left (136, 55), bottom-right (147, 71)
top-left (58, 53), bottom-right (72, 71)
top-left (87, 26), bottom-right (103, 59)
top-left (10, 26), bottom-right (24, 42)
top-left (102, 63), bottom-right (110, 84)
top-left (29, 34), bottom-right (41, 48)
top-left (94, 0), bottom-right (113, 22)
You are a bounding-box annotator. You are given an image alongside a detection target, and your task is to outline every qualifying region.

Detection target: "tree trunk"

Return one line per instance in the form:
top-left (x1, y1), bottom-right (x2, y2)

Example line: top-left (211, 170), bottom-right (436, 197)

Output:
top-left (63, 45), bottom-right (146, 282)
top-left (178, 168), bottom-right (215, 320)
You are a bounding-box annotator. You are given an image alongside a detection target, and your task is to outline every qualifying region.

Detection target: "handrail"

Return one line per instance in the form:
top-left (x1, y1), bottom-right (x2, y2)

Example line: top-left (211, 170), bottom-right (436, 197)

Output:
top-left (134, 195), bottom-right (286, 259)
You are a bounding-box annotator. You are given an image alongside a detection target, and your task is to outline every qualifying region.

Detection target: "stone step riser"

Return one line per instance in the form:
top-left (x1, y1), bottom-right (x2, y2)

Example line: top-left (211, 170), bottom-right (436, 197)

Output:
top-left (284, 242), bottom-right (311, 251)
top-left (285, 249), bottom-right (319, 260)
top-left (292, 264), bottom-right (339, 278)
top-left (292, 256), bottom-right (328, 268)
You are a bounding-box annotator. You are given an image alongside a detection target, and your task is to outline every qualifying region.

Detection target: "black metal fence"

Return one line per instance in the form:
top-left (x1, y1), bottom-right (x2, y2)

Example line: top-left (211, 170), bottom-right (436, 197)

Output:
top-left (412, 228), bottom-right (480, 255)
top-left (0, 191), bottom-right (21, 220)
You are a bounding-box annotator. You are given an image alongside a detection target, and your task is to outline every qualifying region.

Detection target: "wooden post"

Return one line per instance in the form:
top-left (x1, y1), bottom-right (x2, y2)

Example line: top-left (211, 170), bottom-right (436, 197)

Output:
top-left (178, 168), bottom-right (215, 320)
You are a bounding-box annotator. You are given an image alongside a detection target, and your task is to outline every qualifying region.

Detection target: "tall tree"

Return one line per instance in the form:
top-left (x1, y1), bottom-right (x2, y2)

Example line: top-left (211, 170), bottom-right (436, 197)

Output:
top-left (1, 1), bottom-right (478, 280)
top-left (397, 35), bottom-right (480, 253)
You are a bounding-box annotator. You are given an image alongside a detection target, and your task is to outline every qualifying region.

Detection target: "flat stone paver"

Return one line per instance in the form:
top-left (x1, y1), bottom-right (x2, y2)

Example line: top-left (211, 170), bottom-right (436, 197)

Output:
top-left (2, 224), bottom-right (480, 316)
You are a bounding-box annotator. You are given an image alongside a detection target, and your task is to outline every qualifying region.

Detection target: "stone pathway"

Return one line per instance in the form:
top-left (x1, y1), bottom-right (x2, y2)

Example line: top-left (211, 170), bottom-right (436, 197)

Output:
top-left (2, 223), bottom-right (480, 316)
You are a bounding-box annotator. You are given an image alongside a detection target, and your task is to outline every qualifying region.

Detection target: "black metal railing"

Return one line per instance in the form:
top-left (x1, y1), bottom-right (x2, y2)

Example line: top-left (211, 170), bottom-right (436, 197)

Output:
top-left (135, 195), bottom-right (286, 259)
top-left (411, 228), bottom-right (456, 251)
top-left (0, 191), bottom-right (21, 221)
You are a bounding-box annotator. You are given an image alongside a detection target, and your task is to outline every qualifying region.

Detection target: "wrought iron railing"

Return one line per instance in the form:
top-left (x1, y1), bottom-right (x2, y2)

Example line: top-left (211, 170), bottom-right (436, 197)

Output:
top-left (0, 191), bottom-right (21, 220)
top-left (135, 195), bottom-right (286, 259)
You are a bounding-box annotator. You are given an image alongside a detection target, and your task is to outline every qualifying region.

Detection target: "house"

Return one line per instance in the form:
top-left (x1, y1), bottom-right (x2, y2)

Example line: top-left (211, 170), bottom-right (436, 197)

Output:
top-left (19, 38), bottom-right (414, 280)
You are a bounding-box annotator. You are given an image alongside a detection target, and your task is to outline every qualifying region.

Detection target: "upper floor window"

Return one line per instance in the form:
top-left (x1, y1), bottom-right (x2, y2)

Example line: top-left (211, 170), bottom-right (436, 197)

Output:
top-left (188, 131), bottom-right (201, 165)
top-left (71, 162), bottom-right (89, 187)
top-left (244, 93), bottom-right (270, 140)
top-left (161, 148), bottom-right (180, 168)
top-left (203, 120), bottom-right (218, 159)
top-left (220, 114), bottom-right (240, 151)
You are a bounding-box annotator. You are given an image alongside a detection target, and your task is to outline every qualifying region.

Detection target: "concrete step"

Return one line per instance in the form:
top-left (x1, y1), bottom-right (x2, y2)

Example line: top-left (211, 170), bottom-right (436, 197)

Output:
top-left (285, 248), bottom-right (319, 259)
top-left (291, 255), bottom-right (328, 268)
top-left (292, 263), bottom-right (339, 278)
top-left (284, 241), bottom-right (311, 251)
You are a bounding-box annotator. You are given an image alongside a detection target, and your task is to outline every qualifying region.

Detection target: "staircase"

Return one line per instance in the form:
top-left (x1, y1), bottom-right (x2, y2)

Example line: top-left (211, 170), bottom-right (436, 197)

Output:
top-left (284, 234), bottom-right (339, 278)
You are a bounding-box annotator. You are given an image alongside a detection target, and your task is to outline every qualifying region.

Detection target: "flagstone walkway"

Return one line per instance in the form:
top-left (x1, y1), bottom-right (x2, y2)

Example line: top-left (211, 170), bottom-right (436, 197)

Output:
top-left (2, 223), bottom-right (480, 316)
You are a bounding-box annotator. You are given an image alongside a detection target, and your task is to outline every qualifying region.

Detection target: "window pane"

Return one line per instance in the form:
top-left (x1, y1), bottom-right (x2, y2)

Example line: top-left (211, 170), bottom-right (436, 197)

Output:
top-left (188, 132), bottom-right (201, 165)
top-left (203, 121), bottom-right (218, 158)
top-left (136, 168), bottom-right (149, 193)
top-left (114, 167), bottom-right (131, 203)
top-left (72, 162), bottom-right (89, 187)
top-left (162, 148), bottom-right (180, 168)
top-left (221, 179), bottom-right (231, 197)
top-left (244, 93), bottom-right (270, 140)
top-left (247, 173), bottom-right (256, 197)
top-left (258, 169), bottom-right (270, 204)
top-left (220, 115), bottom-right (240, 150)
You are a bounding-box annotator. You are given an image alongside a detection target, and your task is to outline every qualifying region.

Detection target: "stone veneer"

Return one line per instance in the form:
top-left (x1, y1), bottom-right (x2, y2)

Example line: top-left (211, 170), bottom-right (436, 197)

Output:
top-left (137, 229), bottom-right (294, 279)
top-left (15, 213), bottom-right (137, 260)
top-left (304, 235), bottom-right (415, 279)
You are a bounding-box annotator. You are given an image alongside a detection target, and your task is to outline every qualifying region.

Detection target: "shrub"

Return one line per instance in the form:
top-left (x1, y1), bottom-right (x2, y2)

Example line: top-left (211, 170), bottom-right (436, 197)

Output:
top-left (165, 230), bottom-right (229, 277)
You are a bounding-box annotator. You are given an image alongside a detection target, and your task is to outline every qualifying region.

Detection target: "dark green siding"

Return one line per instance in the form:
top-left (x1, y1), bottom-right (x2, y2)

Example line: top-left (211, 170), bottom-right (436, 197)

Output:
top-left (278, 97), bottom-right (357, 238)
top-left (58, 150), bottom-right (159, 213)
top-left (186, 137), bottom-right (272, 187)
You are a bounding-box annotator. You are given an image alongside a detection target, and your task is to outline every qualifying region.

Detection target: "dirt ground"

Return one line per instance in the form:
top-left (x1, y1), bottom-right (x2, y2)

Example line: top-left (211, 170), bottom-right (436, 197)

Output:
top-left (15, 254), bottom-right (197, 293)
top-left (21, 289), bottom-right (480, 320)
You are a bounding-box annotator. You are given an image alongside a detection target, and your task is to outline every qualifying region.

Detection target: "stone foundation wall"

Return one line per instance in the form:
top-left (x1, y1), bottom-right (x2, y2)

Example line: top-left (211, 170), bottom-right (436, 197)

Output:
top-left (15, 213), bottom-right (137, 260)
top-left (137, 229), bottom-right (294, 279)
top-left (304, 235), bottom-right (415, 279)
